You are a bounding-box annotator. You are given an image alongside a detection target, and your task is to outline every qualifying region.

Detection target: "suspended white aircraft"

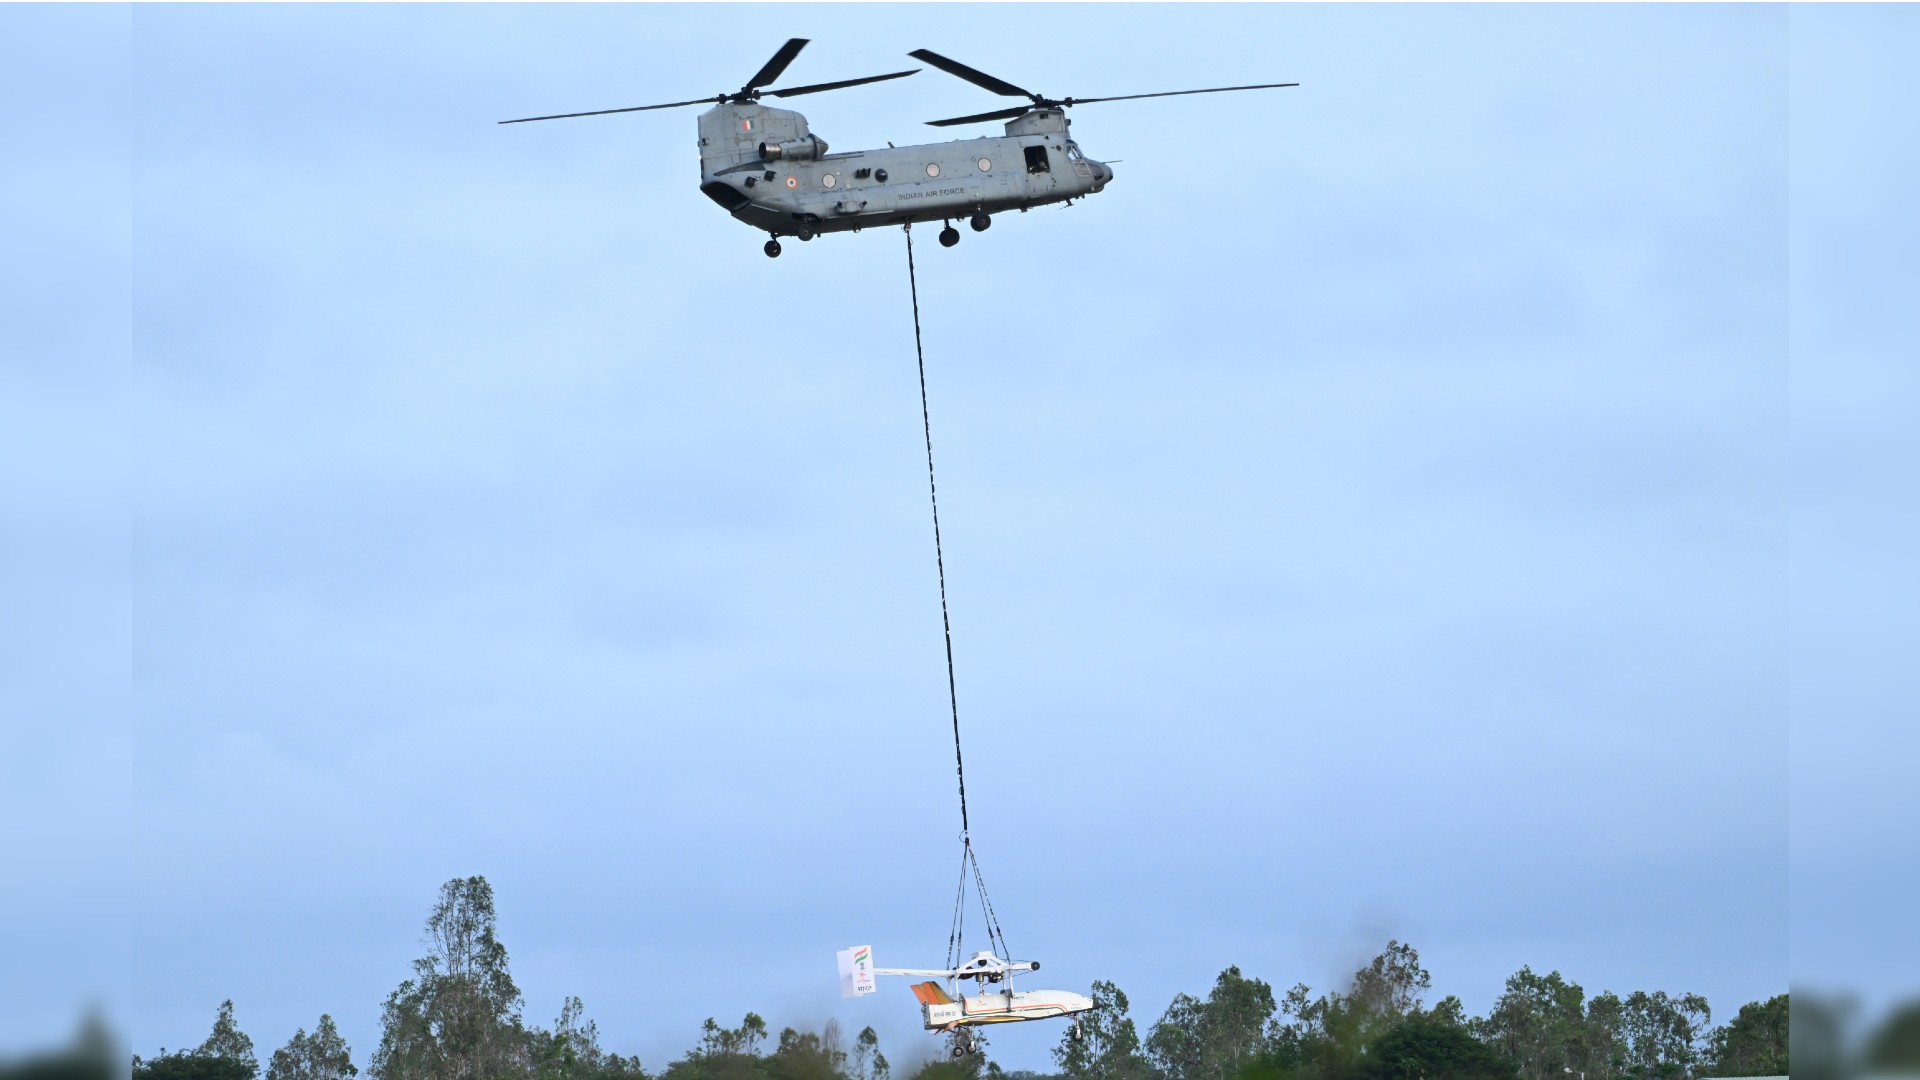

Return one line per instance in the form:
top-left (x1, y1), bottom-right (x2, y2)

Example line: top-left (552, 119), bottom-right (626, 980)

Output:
top-left (839, 946), bottom-right (1094, 1056)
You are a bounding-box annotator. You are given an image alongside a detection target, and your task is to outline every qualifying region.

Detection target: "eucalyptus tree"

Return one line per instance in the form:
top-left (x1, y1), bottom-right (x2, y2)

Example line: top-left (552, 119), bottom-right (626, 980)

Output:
top-left (266, 1016), bottom-right (356, 1080)
top-left (1349, 942), bottom-right (1432, 1022)
top-left (371, 875), bottom-right (529, 1080)
top-left (1616, 991), bottom-right (1710, 1080)
top-left (1052, 980), bottom-right (1151, 1080)
top-left (1472, 967), bottom-right (1590, 1080)
top-left (1703, 995), bottom-right (1787, 1078)
top-left (199, 1001), bottom-right (260, 1080)
top-left (1147, 966), bottom-right (1277, 1080)
top-left (529, 997), bottom-right (649, 1080)
top-left (849, 1027), bottom-right (890, 1080)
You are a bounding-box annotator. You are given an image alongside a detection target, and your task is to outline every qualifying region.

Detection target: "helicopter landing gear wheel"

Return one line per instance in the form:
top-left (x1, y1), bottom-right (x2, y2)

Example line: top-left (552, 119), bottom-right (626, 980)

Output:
top-left (938, 224), bottom-right (961, 248)
top-left (764, 238), bottom-right (782, 258)
top-left (796, 226), bottom-right (815, 242)
top-left (969, 212), bottom-right (991, 232)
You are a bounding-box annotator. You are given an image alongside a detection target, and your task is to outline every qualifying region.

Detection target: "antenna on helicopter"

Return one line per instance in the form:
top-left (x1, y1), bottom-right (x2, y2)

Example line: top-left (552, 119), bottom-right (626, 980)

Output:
top-left (907, 48), bottom-right (1296, 127)
top-left (499, 38), bottom-right (919, 124)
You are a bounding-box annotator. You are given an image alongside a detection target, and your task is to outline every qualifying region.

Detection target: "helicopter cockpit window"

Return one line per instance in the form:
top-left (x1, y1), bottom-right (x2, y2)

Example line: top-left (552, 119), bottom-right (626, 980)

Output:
top-left (1024, 146), bottom-right (1050, 174)
top-left (1065, 142), bottom-right (1084, 162)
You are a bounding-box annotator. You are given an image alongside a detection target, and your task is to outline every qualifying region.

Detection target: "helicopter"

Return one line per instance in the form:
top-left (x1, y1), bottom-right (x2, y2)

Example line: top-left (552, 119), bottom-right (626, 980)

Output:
top-left (502, 39), bottom-right (1296, 257)
top-left (839, 946), bottom-right (1095, 1058)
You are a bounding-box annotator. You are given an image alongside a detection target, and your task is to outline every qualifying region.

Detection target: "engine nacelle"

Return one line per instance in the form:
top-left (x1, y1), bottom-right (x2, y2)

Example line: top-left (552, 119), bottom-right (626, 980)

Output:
top-left (759, 135), bottom-right (828, 162)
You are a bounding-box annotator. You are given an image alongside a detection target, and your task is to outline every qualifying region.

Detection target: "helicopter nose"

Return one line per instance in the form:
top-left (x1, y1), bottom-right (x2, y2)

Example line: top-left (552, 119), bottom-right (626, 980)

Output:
top-left (1091, 161), bottom-right (1114, 191)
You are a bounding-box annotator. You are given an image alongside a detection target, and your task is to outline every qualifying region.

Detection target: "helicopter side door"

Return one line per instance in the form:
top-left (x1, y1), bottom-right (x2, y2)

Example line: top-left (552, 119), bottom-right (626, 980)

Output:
top-left (1020, 141), bottom-right (1057, 202)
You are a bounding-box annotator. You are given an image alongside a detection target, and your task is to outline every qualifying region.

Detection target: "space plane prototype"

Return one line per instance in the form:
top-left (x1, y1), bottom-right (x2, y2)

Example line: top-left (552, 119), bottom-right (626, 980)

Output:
top-left (839, 946), bottom-right (1094, 1052)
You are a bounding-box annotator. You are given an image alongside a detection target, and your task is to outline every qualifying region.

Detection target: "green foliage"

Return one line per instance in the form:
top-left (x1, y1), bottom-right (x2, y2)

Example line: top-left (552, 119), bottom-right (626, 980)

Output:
top-left (1355, 1014), bottom-right (1516, 1080)
top-left (849, 1027), bottom-right (890, 1080)
top-left (134, 1054), bottom-right (256, 1080)
top-left (1614, 991), bottom-right (1710, 1080)
top-left (1471, 967), bottom-right (1589, 1080)
top-left (765, 1023), bottom-right (848, 1080)
top-left (1149, 993), bottom-right (1208, 1080)
top-left (1428, 999), bottom-right (1468, 1029)
top-left (130, 888), bottom-right (1758, 1080)
top-left (1865, 999), bottom-right (1920, 1071)
top-left (1350, 944), bottom-right (1432, 1023)
top-left (528, 996), bottom-right (646, 1080)
top-left (661, 1013), bottom-right (866, 1080)
top-left (267, 1015), bottom-right (357, 1080)
top-left (1053, 980), bottom-right (1151, 1080)
top-left (701, 1016), bottom-right (770, 1060)
top-left (370, 875), bottom-right (528, 1080)
top-left (1702, 995), bottom-right (1786, 1078)
top-left (1582, 991), bottom-right (1624, 1080)
top-left (1147, 966), bottom-right (1278, 1080)
top-left (1467, 969), bottom-right (1718, 1080)
top-left (198, 1002), bottom-right (260, 1080)
top-left (648, 1018), bottom-right (874, 1080)
top-left (1262, 941), bottom-right (1439, 1080)
top-left (898, 1064), bottom-right (978, 1080)
top-left (133, 1002), bottom-right (261, 1080)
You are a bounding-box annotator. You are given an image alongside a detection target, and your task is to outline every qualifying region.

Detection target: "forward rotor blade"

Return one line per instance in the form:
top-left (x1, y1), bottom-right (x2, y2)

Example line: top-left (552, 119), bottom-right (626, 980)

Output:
top-left (745, 38), bottom-right (810, 91)
top-left (908, 49), bottom-right (1034, 99)
top-left (767, 68), bottom-right (920, 99)
top-left (498, 97), bottom-right (720, 124)
top-left (1066, 82), bottom-right (1298, 106)
top-left (925, 105), bottom-right (1033, 128)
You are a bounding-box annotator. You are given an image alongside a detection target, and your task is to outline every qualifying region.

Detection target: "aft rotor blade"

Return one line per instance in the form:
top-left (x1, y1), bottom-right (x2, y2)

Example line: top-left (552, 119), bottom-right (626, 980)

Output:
top-left (745, 38), bottom-right (810, 91)
top-left (1067, 82), bottom-right (1299, 106)
top-left (767, 68), bottom-right (920, 99)
top-left (908, 49), bottom-right (1034, 99)
top-left (498, 97), bottom-right (720, 124)
top-left (924, 105), bottom-right (1033, 127)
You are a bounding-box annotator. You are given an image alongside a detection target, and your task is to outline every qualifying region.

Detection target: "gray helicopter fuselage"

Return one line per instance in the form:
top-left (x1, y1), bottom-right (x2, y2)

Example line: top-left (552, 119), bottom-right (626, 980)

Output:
top-left (696, 102), bottom-right (1111, 237)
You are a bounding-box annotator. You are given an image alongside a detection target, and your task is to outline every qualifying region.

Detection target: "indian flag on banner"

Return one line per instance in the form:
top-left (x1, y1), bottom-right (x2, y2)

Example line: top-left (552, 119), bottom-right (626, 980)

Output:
top-left (838, 945), bottom-right (877, 998)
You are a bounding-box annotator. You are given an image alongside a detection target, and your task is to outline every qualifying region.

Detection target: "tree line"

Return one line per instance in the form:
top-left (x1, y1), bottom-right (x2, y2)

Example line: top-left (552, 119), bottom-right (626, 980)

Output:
top-left (133, 875), bottom-right (1808, 1080)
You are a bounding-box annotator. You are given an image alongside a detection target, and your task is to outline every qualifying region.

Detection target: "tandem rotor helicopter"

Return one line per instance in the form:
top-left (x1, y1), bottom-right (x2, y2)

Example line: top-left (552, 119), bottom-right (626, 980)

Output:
top-left (503, 39), bottom-right (1296, 257)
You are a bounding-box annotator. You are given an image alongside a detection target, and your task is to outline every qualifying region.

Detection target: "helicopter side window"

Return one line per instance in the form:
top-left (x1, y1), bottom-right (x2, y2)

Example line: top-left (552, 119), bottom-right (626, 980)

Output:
top-left (1024, 146), bottom-right (1050, 175)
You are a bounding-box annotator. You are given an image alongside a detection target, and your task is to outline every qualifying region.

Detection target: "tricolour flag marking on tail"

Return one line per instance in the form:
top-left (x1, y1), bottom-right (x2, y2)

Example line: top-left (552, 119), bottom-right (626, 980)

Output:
top-left (837, 945), bottom-right (878, 998)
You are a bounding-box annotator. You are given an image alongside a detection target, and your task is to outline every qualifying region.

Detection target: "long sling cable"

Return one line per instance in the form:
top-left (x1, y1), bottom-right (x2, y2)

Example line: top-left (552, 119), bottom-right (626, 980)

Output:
top-left (904, 226), bottom-right (1012, 976)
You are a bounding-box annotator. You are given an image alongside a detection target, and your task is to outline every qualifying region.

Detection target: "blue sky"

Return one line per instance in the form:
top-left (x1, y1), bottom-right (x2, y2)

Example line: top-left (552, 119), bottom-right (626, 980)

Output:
top-left (2, 2), bottom-right (1911, 1072)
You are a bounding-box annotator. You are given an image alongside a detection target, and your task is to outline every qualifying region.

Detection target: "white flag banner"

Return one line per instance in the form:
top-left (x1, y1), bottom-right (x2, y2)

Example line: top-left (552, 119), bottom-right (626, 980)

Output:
top-left (837, 945), bottom-right (877, 998)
